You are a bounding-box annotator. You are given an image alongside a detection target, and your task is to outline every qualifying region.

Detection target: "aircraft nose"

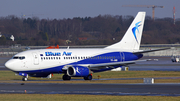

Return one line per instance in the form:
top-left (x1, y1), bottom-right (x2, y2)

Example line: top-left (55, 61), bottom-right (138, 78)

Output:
top-left (5, 60), bottom-right (14, 70)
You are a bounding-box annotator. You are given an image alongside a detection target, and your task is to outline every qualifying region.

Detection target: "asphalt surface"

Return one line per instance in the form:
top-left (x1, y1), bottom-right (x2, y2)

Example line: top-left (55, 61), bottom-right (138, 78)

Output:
top-left (0, 83), bottom-right (179, 96)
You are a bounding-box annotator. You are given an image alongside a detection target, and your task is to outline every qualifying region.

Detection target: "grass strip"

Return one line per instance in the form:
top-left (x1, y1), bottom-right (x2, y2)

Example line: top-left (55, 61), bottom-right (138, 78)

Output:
top-left (0, 70), bottom-right (180, 84)
top-left (0, 94), bottom-right (180, 101)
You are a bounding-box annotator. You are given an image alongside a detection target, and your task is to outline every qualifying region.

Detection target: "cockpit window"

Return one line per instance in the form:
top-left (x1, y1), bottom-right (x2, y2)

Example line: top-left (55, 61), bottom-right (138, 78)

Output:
top-left (13, 57), bottom-right (19, 59)
top-left (19, 56), bottom-right (25, 60)
top-left (13, 56), bottom-right (25, 60)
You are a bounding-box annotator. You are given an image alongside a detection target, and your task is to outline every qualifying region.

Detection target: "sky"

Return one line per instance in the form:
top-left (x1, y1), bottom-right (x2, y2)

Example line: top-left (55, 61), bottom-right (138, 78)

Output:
top-left (0, 0), bottom-right (179, 19)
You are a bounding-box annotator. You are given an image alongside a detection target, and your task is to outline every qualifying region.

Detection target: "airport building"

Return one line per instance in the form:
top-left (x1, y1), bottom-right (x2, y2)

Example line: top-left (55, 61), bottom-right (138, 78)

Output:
top-left (0, 44), bottom-right (179, 57)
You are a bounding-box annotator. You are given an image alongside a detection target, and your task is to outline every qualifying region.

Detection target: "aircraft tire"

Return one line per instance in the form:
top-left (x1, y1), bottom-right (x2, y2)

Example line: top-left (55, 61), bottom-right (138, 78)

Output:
top-left (62, 75), bottom-right (71, 80)
top-left (22, 77), bottom-right (28, 81)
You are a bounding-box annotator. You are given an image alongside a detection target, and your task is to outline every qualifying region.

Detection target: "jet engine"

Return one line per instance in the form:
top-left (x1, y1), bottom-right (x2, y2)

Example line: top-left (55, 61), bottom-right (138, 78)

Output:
top-left (67, 66), bottom-right (90, 77)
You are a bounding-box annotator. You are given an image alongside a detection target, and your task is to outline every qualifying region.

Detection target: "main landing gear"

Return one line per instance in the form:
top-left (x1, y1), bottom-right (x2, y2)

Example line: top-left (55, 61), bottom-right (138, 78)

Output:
top-left (84, 74), bottom-right (92, 80)
top-left (62, 75), bottom-right (71, 80)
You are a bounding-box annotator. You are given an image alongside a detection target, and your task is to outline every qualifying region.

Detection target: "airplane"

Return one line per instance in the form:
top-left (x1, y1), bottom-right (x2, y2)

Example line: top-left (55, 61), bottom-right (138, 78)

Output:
top-left (5, 12), bottom-right (170, 81)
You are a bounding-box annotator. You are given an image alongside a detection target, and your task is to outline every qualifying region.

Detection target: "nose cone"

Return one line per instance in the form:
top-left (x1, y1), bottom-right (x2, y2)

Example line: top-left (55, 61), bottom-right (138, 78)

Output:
top-left (5, 59), bottom-right (14, 71)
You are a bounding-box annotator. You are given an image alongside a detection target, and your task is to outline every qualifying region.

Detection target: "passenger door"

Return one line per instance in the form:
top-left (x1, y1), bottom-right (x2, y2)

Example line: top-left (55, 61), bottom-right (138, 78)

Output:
top-left (32, 52), bottom-right (39, 65)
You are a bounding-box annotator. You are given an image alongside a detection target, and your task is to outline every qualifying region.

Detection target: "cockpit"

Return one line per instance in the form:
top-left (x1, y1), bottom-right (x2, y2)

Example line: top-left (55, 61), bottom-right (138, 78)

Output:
top-left (13, 56), bottom-right (25, 60)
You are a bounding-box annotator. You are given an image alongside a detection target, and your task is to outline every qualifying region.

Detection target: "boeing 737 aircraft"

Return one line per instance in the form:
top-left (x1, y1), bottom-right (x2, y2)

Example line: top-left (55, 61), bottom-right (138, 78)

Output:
top-left (5, 12), bottom-right (169, 81)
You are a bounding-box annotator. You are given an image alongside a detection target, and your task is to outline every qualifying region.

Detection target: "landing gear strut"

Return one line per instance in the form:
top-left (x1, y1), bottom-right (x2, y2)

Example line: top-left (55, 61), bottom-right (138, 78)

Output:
top-left (62, 75), bottom-right (71, 80)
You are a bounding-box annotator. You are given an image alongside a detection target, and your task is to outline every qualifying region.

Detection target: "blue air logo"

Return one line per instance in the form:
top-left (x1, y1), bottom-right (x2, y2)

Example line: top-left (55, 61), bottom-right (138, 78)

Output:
top-left (45, 52), bottom-right (61, 56)
top-left (132, 21), bottom-right (141, 43)
top-left (63, 51), bottom-right (72, 56)
top-left (45, 51), bottom-right (72, 56)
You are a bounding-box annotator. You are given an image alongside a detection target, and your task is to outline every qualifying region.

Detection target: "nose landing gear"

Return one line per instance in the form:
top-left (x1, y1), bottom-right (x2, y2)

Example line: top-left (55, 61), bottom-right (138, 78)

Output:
top-left (22, 75), bottom-right (28, 81)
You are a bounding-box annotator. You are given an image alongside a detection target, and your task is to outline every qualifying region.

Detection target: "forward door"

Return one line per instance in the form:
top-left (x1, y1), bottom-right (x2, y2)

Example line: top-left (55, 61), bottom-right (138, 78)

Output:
top-left (32, 52), bottom-right (39, 65)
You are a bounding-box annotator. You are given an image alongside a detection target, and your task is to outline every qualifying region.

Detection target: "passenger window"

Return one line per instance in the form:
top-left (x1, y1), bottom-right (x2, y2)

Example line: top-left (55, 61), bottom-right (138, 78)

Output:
top-left (59, 57), bottom-right (61, 59)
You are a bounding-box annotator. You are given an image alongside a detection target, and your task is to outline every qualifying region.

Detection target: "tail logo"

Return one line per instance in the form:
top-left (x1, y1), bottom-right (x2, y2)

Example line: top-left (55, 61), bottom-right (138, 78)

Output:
top-left (132, 21), bottom-right (141, 43)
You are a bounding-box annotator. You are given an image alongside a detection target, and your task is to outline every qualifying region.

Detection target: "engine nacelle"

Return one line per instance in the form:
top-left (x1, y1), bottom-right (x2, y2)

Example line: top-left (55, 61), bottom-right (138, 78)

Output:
top-left (67, 66), bottom-right (90, 77)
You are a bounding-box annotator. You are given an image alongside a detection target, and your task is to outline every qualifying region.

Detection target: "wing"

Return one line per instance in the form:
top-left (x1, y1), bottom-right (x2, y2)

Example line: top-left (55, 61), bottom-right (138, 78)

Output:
top-left (87, 47), bottom-right (172, 70)
top-left (88, 59), bottom-right (155, 70)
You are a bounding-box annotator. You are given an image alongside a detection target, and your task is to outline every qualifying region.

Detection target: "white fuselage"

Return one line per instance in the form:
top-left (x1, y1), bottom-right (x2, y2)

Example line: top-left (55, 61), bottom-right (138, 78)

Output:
top-left (5, 48), bottom-right (141, 73)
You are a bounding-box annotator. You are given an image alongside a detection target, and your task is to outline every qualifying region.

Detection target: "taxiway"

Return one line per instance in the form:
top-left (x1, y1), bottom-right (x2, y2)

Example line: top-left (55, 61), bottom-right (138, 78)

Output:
top-left (0, 83), bottom-right (179, 96)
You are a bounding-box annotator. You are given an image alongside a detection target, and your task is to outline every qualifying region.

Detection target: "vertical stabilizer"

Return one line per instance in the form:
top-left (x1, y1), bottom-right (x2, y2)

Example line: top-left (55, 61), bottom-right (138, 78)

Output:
top-left (105, 12), bottom-right (146, 50)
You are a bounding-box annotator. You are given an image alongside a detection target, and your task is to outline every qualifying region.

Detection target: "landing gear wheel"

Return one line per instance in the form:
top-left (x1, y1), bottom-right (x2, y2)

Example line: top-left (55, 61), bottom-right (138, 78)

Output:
top-left (84, 74), bottom-right (92, 80)
top-left (22, 77), bottom-right (28, 81)
top-left (62, 75), bottom-right (71, 80)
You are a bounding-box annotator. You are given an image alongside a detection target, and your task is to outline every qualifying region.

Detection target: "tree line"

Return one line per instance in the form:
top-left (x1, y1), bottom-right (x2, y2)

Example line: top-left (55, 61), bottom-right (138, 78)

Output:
top-left (0, 14), bottom-right (180, 46)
